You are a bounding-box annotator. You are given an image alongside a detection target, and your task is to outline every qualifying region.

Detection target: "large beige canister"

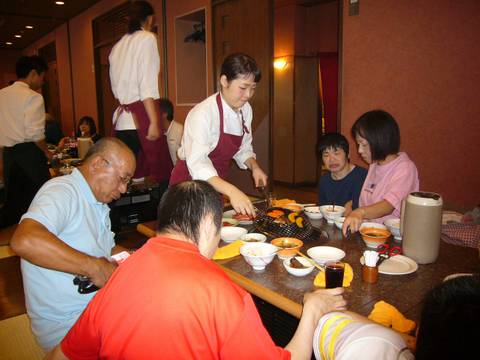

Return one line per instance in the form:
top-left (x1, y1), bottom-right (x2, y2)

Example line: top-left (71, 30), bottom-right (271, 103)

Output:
top-left (401, 192), bottom-right (443, 264)
top-left (77, 137), bottom-right (93, 159)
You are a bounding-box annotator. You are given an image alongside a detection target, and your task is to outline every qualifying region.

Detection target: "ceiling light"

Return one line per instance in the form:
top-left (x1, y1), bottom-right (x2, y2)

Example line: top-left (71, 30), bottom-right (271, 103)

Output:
top-left (26, 25), bottom-right (34, 29)
top-left (14, 34), bottom-right (22, 38)
top-left (55, 1), bottom-right (65, 5)
top-left (6, 42), bottom-right (13, 45)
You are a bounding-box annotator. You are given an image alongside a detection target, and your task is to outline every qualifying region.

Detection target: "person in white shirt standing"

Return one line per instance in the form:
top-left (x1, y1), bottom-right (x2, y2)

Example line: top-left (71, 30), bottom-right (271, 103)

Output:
top-left (0, 55), bottom-right (51, 228)
top-left (169, 53), bottom-right (268, 217)
top-left (160, 98), bottom-right (183, 165)
top-left (109, 0), bottom-right (172, 189)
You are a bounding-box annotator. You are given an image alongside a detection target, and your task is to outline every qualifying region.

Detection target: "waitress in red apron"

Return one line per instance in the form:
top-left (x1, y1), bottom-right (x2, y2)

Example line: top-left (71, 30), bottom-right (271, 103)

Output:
top-left (170, 53), bottom-right (267, 217)
top-left (109, 1), bottom-right (173, 187)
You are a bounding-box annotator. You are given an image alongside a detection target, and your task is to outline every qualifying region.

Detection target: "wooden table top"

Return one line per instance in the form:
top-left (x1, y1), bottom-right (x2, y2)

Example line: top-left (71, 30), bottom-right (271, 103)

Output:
top-left (136, 219), bottom-right (480, 321)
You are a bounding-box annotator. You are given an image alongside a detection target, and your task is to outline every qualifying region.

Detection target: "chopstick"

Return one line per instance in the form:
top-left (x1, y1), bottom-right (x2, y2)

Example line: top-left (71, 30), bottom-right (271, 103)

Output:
top-left (296, 251), bottom-right (324, 271)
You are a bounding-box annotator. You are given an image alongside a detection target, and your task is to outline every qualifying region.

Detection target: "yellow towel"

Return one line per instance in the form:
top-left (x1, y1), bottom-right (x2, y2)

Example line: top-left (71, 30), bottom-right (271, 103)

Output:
top-left (368, 300), bottom-right (416, 333)
top-left (314, 263), bottom-right (354, 288)
top-left (213, 240), bottom-right (243, 260)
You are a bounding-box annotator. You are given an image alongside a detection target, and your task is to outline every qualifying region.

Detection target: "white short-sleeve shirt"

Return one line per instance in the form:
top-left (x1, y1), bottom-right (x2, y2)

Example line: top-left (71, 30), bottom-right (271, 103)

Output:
top-left (109, 30), bottom-right (160, 130)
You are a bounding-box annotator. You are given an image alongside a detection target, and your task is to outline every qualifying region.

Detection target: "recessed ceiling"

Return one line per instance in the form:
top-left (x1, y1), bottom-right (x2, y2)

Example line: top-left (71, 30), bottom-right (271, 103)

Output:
top-left (0, 0), bottom-right (102, 50)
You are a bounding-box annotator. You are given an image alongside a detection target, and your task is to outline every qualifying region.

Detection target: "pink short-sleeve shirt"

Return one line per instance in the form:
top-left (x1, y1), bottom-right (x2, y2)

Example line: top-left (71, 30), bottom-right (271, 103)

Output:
top-left (359, 152), bottom-right (419, 223)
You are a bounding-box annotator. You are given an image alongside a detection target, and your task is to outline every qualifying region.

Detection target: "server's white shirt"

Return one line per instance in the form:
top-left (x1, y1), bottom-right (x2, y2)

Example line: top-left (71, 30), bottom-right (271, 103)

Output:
top-left (177, 92), bottom-right (256, 181)
top-left (0, 81), bottom-right (45, 147)
top-left (109, 30), bottom-right (160, 131)
top-left (165, 119), bottom-right (184, 165)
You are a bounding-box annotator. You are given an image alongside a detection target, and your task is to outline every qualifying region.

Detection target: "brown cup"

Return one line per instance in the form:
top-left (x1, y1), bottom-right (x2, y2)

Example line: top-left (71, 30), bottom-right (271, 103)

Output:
top-left (362, 265), bottom-right (379, 284)
top-left (325, 261), bottom-right (345, 288)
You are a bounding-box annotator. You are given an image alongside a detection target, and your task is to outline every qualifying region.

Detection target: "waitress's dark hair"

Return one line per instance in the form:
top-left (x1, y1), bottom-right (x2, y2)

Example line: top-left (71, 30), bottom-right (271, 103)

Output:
top-left (220, 53), bottom-right (261, 83)
top-left (156, 181), bottom-right (223, 244)
top-left (415, 274), bottom-right (480, 360)
top-left (76, 116), bottom-right (97, 137)
top-left (351, 110), bottom-right (400, 161)
top-left (127, 1), bottom-right (154, 34)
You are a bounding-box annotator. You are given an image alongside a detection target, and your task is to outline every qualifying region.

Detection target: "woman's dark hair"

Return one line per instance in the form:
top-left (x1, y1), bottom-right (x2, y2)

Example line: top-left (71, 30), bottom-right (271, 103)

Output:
top-left (127, 1), bottom-right (154, 34)
top-left (76, 116), bottom-right (97, 137)
top-left (157, 181), bottom-right (223, 244)
top-left (351, 110), bottom-right (400, 161)
top-left (159, 98), bottom-right (174, 121)
top-left (415, 274), bottom-right (480, 360)
top-left (220, 53), bottom-right (261, 83)
top-left (16, 55), bottom-right (48, 78)
top-left (317, 133), bottom-right (349, 157)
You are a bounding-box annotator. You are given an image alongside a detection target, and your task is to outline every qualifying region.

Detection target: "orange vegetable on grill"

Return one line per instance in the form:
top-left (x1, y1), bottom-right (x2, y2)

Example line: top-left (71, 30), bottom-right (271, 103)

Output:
top-left (267, 210), bottom-right (284, 218)
top-left (296, 216), bottom-right (304, 228)
top-left (287, 212), bottom-right (298, 223)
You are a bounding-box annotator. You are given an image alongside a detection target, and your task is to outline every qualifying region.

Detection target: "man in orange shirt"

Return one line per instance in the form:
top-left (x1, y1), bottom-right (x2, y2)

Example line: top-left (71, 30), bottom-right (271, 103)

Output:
top-left (47, 180), bottom-right (346, 359)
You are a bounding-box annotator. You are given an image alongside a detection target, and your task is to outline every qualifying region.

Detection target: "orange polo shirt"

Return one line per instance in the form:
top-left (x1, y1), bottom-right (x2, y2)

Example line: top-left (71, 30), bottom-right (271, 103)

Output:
top-left (61, 236), bottom-right (290, 359)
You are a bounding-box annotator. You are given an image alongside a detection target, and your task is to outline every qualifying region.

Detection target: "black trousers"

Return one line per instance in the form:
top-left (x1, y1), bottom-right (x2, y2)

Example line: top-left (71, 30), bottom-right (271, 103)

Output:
top-left (1, 142), bottom-right (50, 228)
top-left (115, 129), bottom-right (141, 157)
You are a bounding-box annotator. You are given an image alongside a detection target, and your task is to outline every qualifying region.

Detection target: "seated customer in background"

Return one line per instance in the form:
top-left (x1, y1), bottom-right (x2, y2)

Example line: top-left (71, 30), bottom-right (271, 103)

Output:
top-left (47, 180), bottom-right (346, 360)
top-left (159, 98), bottom-right (183, 165)
top-left (317, 133), bottom-right (367, 215)
top-left (343, 110), bottom-right (419, 236)
top-left (11, 137), bottom-right (135, 351)
top-left (76, 116), bottom-right (101, 142)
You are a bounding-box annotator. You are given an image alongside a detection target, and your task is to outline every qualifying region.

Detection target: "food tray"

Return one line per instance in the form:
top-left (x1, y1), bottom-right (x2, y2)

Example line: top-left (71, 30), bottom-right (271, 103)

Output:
top-left (253, 207), bottom-right (317, 241)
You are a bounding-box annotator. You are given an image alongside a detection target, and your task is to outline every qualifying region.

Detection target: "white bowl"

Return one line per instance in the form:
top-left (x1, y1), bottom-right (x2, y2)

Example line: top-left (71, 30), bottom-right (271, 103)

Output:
top-left (384, 218), bottom-right (402, 241)
top-left (319, 205), bottom-right (346, 224)
top-left (240, 242), bottom-right (278, 271)
top-left (334, 217), bottom-right (345, 230)
top-left (304, 206), bottom-right (323, 220)
top-left (283, 256), bottom-right (315, 277)
top-left (360, 222), bottom-right (387, 231)
top-left (307, 246), bottom-right (346, 265)
top-left (241, 233), bottom-right (267, 243)
top-left (220, 226), bottom-right (248, 243)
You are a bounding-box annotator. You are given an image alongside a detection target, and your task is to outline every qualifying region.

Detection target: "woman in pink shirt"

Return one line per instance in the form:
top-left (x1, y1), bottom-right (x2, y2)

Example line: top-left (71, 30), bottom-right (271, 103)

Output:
top-left (342, 110), bottom-right (419, 236)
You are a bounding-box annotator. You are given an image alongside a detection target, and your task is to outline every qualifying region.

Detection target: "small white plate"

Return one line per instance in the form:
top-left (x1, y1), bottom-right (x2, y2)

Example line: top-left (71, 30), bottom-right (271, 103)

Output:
top-left (222, 210), bottom-right (253, 225)
top-left (360, 255), bottom-right (418, 275)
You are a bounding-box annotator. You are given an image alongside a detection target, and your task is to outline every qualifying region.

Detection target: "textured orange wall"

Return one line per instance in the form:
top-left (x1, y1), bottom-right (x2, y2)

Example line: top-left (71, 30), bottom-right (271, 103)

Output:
top-left (0, 49), bottom-right (22, 88)
top-left (165, 0), bottom-right (213, 125)
top-left (341, 0), bottom-right (480, 208)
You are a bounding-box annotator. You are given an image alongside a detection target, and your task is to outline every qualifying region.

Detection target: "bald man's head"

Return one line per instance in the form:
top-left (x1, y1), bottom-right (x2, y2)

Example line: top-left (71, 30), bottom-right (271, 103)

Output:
top-left (80, 137), bottom-right (136, 203)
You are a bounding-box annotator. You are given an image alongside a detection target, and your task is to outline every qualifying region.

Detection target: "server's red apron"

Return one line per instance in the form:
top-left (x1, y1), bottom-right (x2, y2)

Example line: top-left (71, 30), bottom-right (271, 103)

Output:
top-left (169, 93), bottom-right (246, 186)
top-left (116, 99), bottom-right (173, 182)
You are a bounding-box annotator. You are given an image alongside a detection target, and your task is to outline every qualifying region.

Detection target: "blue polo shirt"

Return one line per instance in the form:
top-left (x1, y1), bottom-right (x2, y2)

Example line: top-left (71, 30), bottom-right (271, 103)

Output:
top-left (20, 168), bottom-right (114, 350)
top-left (318, 166), bottom-right (368, 209)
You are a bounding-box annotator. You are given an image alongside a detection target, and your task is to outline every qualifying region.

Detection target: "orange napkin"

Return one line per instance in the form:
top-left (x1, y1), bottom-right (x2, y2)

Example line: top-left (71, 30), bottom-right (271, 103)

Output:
top-left (213, 240), bottom-right (243, 260)
top-left (314, 263), bottom-right (354, 288)
top-left (368, 300), bottom-right (416, 333)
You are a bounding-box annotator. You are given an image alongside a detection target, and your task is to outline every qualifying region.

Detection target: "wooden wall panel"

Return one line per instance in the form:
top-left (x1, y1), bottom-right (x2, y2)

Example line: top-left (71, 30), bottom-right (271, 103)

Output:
top-left (213, 0), bottom-right (273, 195)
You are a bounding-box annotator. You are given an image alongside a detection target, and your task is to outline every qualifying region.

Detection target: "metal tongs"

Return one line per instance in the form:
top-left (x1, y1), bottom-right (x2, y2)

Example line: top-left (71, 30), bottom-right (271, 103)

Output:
top-left (73, 275), bottom-right (99, 294)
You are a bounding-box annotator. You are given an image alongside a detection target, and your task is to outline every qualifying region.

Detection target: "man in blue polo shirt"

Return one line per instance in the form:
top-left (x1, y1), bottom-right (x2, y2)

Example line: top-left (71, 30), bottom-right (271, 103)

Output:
top-left (318, 133), bottom-right (367, 215)
top-left (11, 137), bottom-right (135, 351)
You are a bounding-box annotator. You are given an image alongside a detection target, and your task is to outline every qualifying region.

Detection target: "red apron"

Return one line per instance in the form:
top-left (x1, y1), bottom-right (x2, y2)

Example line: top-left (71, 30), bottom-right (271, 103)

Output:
top-left (169, 93), bottom-right (246, 186)
top-left (116, 99), bottom-right (173, 182)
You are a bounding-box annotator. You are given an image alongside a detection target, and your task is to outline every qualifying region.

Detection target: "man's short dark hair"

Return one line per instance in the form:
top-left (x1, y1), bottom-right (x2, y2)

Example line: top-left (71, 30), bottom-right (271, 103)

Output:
top-left (83, 137), bottom-right (130, 161)
top-left (415, 274), bottom-right (480, 360)
top-left (351, 110), bottom-right (400, 161)
top-left (317, 133), bottom-right (349, 158)
top-left (159, 98), bottom-right (174, 121)
top-left (16, 56), bottom-right (48, 78)
top-left (157, 181), bottom-right (223, 244)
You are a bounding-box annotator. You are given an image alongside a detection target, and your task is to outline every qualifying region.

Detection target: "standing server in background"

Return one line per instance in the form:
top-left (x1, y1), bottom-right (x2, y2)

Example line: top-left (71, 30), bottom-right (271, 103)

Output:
top-left (0, 55), bottom-right (51, 228)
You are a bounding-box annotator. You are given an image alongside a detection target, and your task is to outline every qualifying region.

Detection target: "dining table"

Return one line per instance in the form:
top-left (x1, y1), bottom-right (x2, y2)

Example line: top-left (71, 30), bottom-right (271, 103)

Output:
top-left (136, 215), bottom-right (479, 323)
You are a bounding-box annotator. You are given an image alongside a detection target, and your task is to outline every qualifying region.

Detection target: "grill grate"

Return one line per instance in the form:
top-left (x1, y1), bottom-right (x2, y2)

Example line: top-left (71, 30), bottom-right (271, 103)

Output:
top-left (253, 207), bottom-right (317, 241)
